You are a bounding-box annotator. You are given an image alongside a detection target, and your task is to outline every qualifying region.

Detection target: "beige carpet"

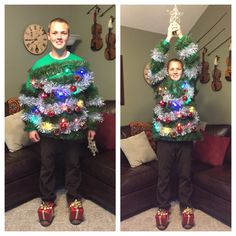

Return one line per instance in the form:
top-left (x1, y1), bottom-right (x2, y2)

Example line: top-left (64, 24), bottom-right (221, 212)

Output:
top-left (121, 201), bottom-right (231, 231)
top-left (5, 189), bottom-right (115, 231)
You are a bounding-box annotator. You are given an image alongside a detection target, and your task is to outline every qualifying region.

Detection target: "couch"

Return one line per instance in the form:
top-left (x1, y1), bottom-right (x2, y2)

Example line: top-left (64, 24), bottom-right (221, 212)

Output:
top-left (120, 123), bottom-right (231, 226)
top-left (5, 98), bottom-right (115, 214)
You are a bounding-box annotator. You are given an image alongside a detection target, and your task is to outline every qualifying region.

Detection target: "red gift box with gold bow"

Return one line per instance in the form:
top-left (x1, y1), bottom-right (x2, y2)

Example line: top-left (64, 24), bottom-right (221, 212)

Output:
top-left (155, 209), bottom-right (169, 226)
top-left (182, 207), bottom-right (194, 226)
top-left (38, 202), bottom-right (54, 222)
top-left (69, 199), bottom-right (84, 221)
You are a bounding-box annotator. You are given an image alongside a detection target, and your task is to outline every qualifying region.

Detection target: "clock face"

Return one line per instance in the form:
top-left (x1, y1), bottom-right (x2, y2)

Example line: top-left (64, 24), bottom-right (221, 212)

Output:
top-left (143, 63), bottom-right (152, 85)
top-left (23, 24), bottom-right (48, 55)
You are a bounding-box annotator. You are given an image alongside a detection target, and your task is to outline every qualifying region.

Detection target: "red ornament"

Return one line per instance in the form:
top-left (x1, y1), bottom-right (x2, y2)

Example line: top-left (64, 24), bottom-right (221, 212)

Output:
top-left (59, 118), bottom-right (69, 130)
top-left (188, 112), bottom-right (193, 118)
top-left (165, 117), bottom-right (171, 123)
top-left (176, 123), bottom-right (183, 134)
top-left (67, 108), bottom-right (72, 114)
top-left (159, 100), bottom-right (166, 108)
top-left (40, 92), bottom-right (49, 99)
top-left (70, 85), bottom-right (77, 92)
top-left (182, 96), bottom-right (187, 101)
top-left (74, 75), bottom-right (81, 81)
top-left (75, 106), bottom-right (81, 113)
top-left (53, 129), bottom-right (61, 136)
top-left (48, 111), bottom-right (55, 117)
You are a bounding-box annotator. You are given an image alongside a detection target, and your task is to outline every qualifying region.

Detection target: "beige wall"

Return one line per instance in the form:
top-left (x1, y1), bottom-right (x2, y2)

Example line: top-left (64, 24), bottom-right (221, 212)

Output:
top-left (121, 5), bottom-right (231, 126)
top-left (190, 5), bottom-right (231, 124)
top-left (5, 5), bottom-right (115, 100)
top-left (121, 27), bottom-right (164, 125)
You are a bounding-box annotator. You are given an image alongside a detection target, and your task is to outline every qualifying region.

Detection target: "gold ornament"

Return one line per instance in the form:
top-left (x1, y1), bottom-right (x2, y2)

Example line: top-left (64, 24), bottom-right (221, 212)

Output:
top-left (77, 100), bottom-right (84, 108)
top-left (41, 122), bottom-right (54, 131)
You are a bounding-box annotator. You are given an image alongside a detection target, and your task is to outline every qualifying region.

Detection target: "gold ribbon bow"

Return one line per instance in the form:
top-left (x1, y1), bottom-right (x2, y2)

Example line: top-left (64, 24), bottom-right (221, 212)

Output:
top-left (70, 199), bottom-right (83, 209)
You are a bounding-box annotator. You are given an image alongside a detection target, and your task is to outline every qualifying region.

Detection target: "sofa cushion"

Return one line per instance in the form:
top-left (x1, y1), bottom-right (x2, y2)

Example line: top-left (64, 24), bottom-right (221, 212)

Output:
top-left (96, 113), bottom-right (115, 151)
top-left (5, 111), bottom-right (33, 152)
top-left (81, 150), bottom-right (115, 187)
top-left (193, 130), bottom-right (230, 166)
top-left (121, 160), bottom-right (158, 195)
top-left (193, 166), bottom-right (231, 202)
top-left (121, 131), bottom-right (157, 168)
top-left (129, 121), bottom-right (156, 151)
top-left (5, 144), bottom-right (41, 183)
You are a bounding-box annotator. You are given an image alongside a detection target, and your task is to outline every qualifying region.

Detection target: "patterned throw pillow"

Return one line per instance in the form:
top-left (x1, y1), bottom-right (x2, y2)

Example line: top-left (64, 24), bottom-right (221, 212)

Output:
top-left (129, 121), bottom-right (156, 151)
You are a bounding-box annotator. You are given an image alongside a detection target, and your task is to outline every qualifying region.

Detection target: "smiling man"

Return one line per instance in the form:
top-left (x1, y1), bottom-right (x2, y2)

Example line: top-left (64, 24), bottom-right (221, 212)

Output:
top-left (19, 17), bottom-right (104, 227)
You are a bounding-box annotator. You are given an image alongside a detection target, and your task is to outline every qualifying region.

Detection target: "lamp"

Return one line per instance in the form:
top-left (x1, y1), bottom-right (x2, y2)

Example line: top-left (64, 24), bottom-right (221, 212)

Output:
top-left (66, 34), bottom-right (80, 52)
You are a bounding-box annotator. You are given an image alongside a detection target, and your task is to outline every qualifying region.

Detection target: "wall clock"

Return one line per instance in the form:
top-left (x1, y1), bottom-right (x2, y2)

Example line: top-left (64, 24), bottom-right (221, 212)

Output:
top-left (23, 24), bottom-right (48, 55)
top-left (143, 63), bottom-right (152, 85)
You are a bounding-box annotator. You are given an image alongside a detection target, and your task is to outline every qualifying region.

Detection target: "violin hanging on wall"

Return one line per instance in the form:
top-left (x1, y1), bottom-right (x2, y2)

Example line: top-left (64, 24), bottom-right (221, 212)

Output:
top-left (200, 47), bottom-right (210, 83)
top-left (211, 55), bottom-right (222, 91)
top-left (91, 7), bottom-right (103, 51)
top-left (225, 43), bottom-right (231, 81)
top-left (104, 16), bottom-right (115, 60)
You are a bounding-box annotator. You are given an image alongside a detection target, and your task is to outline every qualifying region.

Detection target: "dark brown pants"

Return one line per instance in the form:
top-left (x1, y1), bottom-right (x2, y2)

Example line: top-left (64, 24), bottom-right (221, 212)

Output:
top-left (40, 136), bottom-right (82, 203)
top-left (156, 140), bottom-right (193, 211)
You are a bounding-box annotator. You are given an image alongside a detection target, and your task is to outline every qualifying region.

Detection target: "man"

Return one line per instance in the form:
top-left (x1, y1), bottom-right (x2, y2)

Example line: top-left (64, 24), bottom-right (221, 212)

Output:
top-left (19, 18), bottom-right (104, 226)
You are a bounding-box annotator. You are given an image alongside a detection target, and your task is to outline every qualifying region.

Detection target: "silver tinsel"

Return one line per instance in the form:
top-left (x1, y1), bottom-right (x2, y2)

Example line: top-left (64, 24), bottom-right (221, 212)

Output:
top-left (184, 64), bottom-right (201, 80)
top-left (78, 72), bottom-right (94, 91)
top-left (151, 48), bottom-right (167, 62)
top-left (19, 94), bottom-right (41, 107)
top-left (85, 96), bottom-right (105, 107)
top-left (147, 67), bottom-right (167, 85)
top-left (177, 43), bottom-right (198, 60)
top-left (153, 104), bottom-right (199, 123)
top-left (88, 112), bottom-right (104, 122)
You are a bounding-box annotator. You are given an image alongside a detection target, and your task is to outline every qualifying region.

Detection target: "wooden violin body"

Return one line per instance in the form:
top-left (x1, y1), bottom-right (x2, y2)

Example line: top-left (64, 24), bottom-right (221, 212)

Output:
top-left (104, 16), bottom-right (115, 60)
top-left (225, 45), bottom-right (231, 81)
top-left (211, 56), bottom-right (222, 91)
top-left (200, 47), bottom-right (210, 83)
top-left (91, 9), bottom-right (103, 51)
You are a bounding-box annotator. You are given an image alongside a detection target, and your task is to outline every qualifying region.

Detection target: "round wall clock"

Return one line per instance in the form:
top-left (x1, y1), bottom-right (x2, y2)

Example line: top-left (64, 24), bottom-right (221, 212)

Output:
top-left (143, 63), bottom-right (152, 85)
top-left (23, 24), bottom-right (48, 55)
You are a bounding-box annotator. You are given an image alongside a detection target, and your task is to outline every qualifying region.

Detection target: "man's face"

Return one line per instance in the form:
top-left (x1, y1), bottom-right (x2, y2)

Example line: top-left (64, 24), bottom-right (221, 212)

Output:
top-left (167, 61), bottom-right (183, 81)
top-left (48, 22), bottom-right (69, 50)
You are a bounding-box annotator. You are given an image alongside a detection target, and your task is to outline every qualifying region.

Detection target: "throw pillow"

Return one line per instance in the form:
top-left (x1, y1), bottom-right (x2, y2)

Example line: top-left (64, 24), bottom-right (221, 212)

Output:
top-left (5, 111), bottom-right (33, 152)
top-left (129, 121), bottom-right (156, 151)
top-left (193, 130), bottom-right (230, 166)
top-left (95, 113), bottom-right (115, 150)
top-left (121, 131), bottom-right (157, 168)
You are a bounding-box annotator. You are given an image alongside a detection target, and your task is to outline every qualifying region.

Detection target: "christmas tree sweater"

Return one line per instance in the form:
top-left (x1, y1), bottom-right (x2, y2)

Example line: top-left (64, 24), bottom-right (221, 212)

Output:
top-left (19, 52), bottom-right (104, 140)
top-left (147, 35), bottom-right (201, 142)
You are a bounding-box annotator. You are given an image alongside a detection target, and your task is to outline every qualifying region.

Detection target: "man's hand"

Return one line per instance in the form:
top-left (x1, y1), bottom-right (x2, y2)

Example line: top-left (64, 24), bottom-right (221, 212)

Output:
top-left (88, 130), bottom-right (96, 140)
top-left (29, 130), bottom-right (40, 142)
top-left (166, 22), bottom-right (183, 42)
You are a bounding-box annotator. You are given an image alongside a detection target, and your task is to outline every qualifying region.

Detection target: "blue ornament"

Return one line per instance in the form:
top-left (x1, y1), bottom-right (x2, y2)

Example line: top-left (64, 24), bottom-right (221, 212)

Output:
top-left (55, 89), bottom-right (68, 101)
top-left (170, 100), bottom-right (181, 111)
top-left (32, 106), bottom-right (40, 114)
top-left (181, 81), bottom-right (189, 89)
top-left (75, 67), bottom-right (87, 77)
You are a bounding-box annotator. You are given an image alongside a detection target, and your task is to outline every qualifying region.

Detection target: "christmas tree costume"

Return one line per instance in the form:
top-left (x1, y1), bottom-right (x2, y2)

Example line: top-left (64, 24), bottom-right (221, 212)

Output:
top-left (19, 52), bottom-right (104, 140)
top-left (19, 52), bottom-right (104, 204)
top-left (146, 36), bottom-right (201, 212)
top-left (148, 35), bottom-right (201, 141)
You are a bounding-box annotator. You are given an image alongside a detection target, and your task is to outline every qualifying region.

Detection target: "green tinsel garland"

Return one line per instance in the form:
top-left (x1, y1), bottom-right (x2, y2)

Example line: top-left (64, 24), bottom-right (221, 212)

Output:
top-left (30, 60), bottom-right (90, 81)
